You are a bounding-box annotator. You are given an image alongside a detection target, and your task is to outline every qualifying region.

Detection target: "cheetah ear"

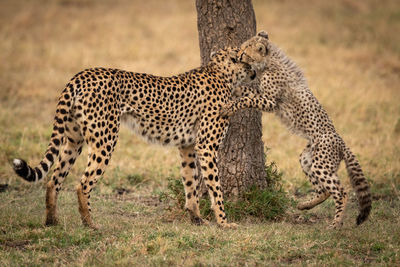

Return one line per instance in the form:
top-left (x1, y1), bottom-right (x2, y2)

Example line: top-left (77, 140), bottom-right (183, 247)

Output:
top-left (256, 43), bottom-right (267, 55)
top-left (228, 49), bottom-right (237, 60)
top-left (210, 51), bottom-right (217, 59)
top-left (257, 31), bottom-right (269, 40)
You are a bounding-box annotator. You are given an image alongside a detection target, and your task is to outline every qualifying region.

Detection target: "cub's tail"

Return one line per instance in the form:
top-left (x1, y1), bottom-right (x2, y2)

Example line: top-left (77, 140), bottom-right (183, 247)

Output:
top-left (343, 146), bottom-right (372, 225)
top-left (13, 85), bottom-right (74, 182)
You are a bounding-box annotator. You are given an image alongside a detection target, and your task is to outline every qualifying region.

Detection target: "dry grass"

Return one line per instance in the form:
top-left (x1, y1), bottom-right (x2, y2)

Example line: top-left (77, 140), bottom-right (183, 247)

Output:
top-left (0, 0), bottom-right (399, 265)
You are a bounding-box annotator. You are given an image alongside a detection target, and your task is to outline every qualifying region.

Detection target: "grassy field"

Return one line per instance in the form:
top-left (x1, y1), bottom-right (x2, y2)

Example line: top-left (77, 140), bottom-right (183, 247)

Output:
top-left (1, 0), bottom-right (399, 265)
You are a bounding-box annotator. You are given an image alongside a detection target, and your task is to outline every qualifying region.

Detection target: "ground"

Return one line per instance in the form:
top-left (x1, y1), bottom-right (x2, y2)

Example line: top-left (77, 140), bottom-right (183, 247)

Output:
top-left (0, 0), bottom-right (399, 265)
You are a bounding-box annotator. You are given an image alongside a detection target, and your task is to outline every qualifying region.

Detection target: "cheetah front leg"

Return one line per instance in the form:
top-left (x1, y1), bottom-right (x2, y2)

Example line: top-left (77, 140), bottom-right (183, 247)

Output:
top-left (196, 149), bottom-right (237, 228)
top-left (195, 114), bottom-right (237, 228)
top-left (179, 145), bottom-right (207, 225)
top-left (220, 96), bottom-right (276, 117)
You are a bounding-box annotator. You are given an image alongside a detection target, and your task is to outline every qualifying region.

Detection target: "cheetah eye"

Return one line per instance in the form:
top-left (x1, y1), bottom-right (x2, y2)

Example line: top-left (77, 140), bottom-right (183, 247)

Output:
top-left (231, 57), bottom-right (237, 63)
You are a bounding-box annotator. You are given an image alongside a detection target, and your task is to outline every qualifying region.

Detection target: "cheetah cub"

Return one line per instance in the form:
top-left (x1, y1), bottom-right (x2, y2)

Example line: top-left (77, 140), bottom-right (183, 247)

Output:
top-left (222, 32), bottom-right (372, 228)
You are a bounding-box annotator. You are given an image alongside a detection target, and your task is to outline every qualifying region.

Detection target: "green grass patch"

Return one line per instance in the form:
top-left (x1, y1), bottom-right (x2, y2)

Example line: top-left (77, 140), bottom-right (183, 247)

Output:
top-left (224, 185), bottom-right (291, 221)
top-left (160, 161), bottom-right (292, 222)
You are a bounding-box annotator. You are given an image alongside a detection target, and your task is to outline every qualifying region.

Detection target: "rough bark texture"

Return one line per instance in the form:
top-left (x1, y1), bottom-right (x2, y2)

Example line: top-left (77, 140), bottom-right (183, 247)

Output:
top-left (196, 0), bottom-right (267, 198)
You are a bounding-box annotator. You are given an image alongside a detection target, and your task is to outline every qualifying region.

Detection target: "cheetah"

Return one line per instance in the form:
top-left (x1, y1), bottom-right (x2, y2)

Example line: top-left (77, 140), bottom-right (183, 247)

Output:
top-left (12, 47), bottom-right (256, 229)
top-left (221, 32), bottom-right (372, 228)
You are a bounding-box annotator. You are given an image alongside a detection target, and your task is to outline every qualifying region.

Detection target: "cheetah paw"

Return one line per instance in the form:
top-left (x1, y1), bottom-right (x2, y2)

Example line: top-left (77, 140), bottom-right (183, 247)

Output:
top-left (297, 202), bottom-right (312, 210)
top-left (219, 222), bottom-right (238, 229)
top-left (327, 222), bottom-right (343, 230)
top-left (191, 216), bottom-right (209, 226)
top-left (219, 105), bottom-right (234, 118)
top-left (88, 224), bottom-right (100, 230)
top-left (45, 217), bottom-right (59, 226)
top-left (82, 221), bottom-right (100, 230)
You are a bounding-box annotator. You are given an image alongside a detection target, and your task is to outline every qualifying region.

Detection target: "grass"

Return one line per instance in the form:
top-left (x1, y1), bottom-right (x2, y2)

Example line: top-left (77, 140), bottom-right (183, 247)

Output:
top-left (1, 0), bottom-right (400, 265)
top-left (160, 160), bottom-right (291, 222)
top-left (1, 186), bottom-right (399, 265)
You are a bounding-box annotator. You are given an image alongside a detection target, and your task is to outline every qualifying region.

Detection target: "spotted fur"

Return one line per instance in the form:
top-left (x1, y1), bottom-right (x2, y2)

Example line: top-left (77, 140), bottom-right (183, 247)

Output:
top-left (12, 47), bottom-right (255, 229)
top-left (222, 32), bottom-right (372, 228)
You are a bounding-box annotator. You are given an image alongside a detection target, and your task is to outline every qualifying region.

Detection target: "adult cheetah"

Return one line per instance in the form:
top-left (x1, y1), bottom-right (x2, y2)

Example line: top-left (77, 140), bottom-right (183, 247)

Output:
top-left (12, 47), bottom-right (256, 229)
top-left (222, 32), bottom-right (372, 228)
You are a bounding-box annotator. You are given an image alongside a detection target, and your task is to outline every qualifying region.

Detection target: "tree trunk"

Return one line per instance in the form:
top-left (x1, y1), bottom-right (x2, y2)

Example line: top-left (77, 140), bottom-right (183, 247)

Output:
top-left (196, 0), bottom-right (267, 198)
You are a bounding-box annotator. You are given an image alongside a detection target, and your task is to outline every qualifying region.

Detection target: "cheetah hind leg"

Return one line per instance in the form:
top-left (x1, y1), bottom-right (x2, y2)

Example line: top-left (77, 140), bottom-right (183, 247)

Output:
top-left (326, 175), bottom-right (348, 229)
top-left (296, 144), bottom-right (330, 211)
top-left (179, 146), bottom-right (208, 226)
top-left (310, 171), bottom-right (348, 229)
top-left (76, 145), bottom-right (113, 229)
top-left (297, 187), bottom-right (330, 211)
top-left (46, 121), bottom-right (84, 226)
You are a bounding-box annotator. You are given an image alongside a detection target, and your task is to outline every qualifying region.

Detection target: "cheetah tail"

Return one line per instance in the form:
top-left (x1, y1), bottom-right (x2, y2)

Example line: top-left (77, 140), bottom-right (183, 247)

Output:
top-left (12, 86), bottom-right (74, 182)
top-left (343, 146), bottom-right (372, 225)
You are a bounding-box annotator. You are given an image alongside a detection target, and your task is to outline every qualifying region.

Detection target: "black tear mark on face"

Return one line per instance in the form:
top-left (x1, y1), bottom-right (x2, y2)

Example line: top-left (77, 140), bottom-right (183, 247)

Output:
top-left (250, 69), bottom-right (256, 80)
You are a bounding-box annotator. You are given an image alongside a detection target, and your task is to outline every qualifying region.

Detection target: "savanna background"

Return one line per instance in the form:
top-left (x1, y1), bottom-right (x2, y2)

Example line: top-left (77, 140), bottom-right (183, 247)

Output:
top-left (1, 0), bottom-right (399, 265)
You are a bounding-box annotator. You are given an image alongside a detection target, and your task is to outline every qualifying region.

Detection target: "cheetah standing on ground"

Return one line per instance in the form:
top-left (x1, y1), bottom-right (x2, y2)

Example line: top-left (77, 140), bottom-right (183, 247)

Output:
top-left (222, 32), bottom-right (372, 228)
top-left (12, 47), bottom-right (256, 229)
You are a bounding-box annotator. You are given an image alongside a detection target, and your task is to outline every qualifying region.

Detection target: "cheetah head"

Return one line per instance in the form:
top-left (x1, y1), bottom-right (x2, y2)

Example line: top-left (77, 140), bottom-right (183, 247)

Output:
top-left (210, 47), bottom-right (256, 89)
top-left (237, 31), bottom-right (271, 72)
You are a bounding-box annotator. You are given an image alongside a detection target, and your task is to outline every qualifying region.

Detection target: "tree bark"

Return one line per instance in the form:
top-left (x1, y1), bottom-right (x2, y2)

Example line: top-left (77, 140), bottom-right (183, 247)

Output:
top-left (196, 0), bottom-right (267, 198)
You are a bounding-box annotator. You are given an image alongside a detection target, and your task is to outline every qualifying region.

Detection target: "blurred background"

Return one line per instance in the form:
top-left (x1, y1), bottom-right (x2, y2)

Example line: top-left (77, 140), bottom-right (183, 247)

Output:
top-left (0, 0), bottom-right (399, 197)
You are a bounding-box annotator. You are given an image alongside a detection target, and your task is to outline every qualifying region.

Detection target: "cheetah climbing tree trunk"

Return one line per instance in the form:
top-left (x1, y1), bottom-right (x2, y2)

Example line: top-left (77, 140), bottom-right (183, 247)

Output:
top-left (196, 0), bottom-right (267, 198)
